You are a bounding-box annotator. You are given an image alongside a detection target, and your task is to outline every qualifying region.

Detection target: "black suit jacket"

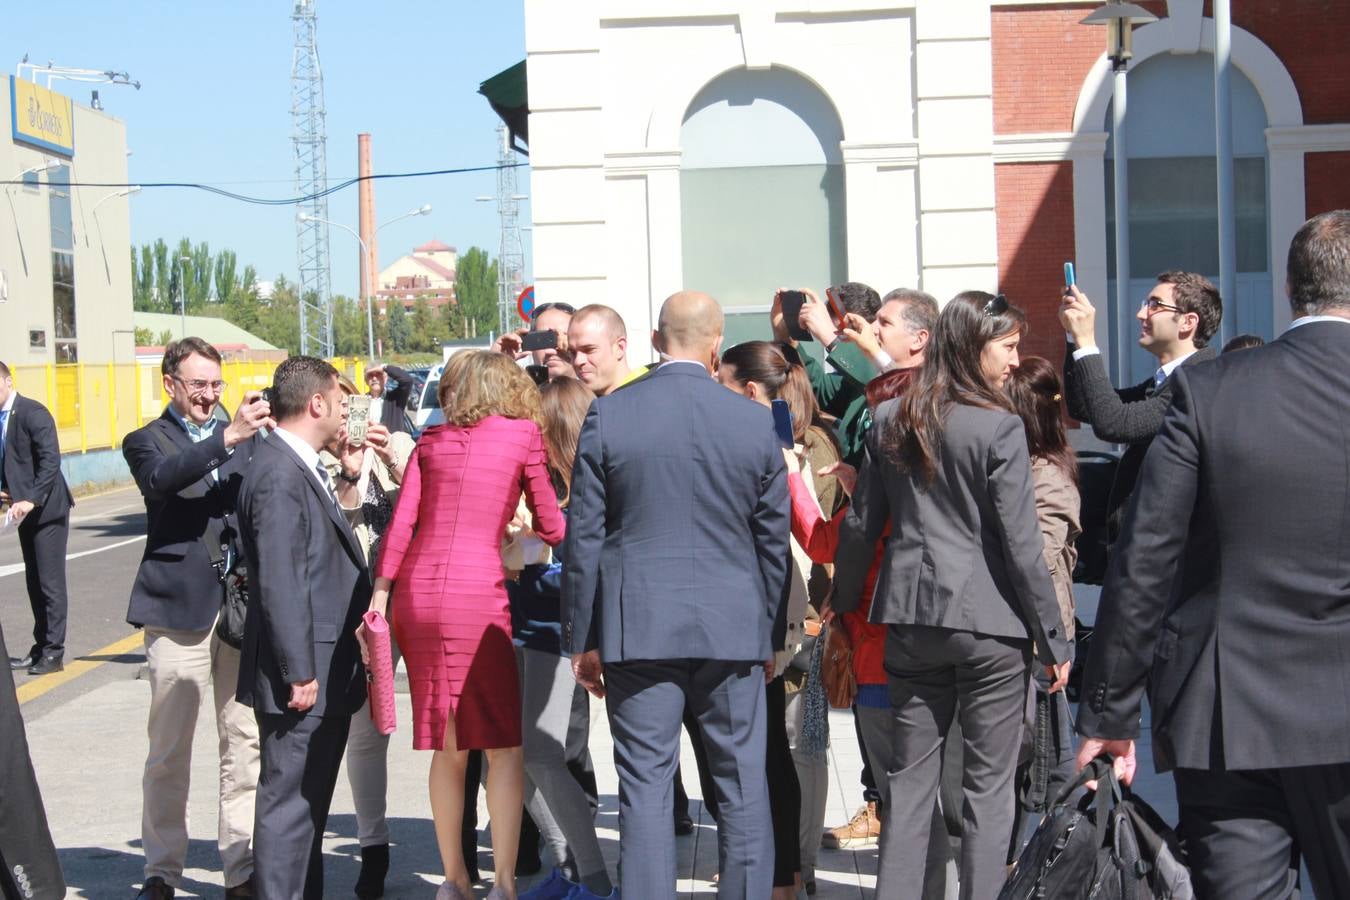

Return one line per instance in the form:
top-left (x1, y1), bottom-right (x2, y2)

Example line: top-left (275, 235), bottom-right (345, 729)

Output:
top-left (1077, 321), bottom-right (1350, 771)
top-left (235, 432), bottom-right (369, 718)
top-left (122, 409), bottom-right (257, 631)
top-left (561, 362), bottom-right (791, 663)
top-left (2, 394), bottom-right (73, 526)
top-left (1063, 344), bottom-right (1216, 540)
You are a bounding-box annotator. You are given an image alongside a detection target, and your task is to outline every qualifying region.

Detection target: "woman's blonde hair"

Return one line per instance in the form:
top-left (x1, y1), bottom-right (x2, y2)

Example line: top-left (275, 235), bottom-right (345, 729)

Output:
top-left (539, 377), bottom-right (594, 506)
top-left (336, 373), bottom-right (358, 396)
top-left (438, 350), bottom-right (542, 427)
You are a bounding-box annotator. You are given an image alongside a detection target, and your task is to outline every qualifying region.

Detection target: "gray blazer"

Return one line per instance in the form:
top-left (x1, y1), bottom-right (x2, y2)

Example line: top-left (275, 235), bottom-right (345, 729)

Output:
top-left (561, 362), bottom-right (791, 663)
top-left (833, 401), bottom-right (1070, 665)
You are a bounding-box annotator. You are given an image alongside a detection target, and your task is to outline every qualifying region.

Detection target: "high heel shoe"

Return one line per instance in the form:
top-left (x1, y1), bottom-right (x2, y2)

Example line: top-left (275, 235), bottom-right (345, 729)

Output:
top-left (436, 881), bottom-right (471, 900)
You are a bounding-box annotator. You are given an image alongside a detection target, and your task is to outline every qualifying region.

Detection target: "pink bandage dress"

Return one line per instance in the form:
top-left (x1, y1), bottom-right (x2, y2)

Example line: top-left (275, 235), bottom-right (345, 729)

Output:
top-left (375, 416), bottom-right (565, 750)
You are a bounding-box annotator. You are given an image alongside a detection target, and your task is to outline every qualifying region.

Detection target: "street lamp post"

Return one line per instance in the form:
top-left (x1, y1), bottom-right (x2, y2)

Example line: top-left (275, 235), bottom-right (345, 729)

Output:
top-left (300, 204), bottom-right (432, 359)
top-left (1083, 1), bottom-right (1157, 385)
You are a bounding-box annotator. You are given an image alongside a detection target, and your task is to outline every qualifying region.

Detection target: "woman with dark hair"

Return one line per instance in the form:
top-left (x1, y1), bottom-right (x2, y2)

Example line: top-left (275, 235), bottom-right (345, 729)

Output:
top-left (833, 292), bottom-right (1071, 899)
top-left (1003, 356), bottom-right (1081, 857)
top-left (717, 340), bottom-right (834, 900)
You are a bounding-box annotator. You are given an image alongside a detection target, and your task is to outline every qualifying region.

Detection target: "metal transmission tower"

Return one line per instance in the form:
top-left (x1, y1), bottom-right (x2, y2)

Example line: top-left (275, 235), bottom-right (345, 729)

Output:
top-left (493, 123), bottom-right (527, 336)
top-left (290, 0), bottom-right (333, 357)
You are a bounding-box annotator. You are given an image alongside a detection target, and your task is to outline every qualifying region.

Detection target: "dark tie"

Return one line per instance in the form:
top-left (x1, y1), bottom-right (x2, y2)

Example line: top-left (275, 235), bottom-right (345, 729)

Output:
top-left (315, 461), bottom-right (339, 507)
top-left (0, 409), bottom-right (8, 490)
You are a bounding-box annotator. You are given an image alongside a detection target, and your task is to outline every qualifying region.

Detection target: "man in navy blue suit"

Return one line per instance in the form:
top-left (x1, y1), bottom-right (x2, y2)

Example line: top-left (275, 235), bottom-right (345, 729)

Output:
top-left (563, 290), bottom-right (790, 900)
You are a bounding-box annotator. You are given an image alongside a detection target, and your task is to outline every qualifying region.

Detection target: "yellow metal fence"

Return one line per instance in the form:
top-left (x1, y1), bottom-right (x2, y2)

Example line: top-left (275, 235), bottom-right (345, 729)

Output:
top-left (10, 358), bottom-right (367, 455)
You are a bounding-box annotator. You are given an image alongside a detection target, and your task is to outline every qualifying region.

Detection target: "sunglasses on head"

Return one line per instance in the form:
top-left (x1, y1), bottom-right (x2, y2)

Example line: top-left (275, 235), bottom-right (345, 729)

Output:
top-left (530, 302), bottom-right (576, 320)
top-left (983, 294), bottom-right (1009, 317)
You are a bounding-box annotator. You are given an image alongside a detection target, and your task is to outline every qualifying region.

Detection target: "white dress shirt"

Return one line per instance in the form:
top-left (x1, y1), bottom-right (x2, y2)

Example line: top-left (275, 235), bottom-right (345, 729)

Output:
top-left (271, 426), bottom-right (332, 498)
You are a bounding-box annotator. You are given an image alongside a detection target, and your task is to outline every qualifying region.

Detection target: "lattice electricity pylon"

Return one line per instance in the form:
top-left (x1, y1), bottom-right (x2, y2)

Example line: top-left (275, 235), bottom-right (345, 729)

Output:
top-left (291, 0), bottom-right (333, 357)
top-left (494, 123), bottom-right (527, 336)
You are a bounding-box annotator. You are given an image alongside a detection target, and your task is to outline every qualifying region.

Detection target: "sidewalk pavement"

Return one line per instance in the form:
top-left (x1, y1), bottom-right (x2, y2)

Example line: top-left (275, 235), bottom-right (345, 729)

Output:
top-left (27, 670), bottom-right (882, 898)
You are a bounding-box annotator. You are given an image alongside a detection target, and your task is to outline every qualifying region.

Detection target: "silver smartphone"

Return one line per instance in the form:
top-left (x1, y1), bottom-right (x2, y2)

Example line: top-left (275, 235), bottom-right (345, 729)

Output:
top-left (347, 394), bottom-right (371, 445)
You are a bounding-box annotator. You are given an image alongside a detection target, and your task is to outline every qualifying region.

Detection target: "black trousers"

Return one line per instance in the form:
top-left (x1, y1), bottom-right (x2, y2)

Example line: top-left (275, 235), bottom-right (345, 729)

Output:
top-left (18, 512), bottom-right (68, 657)
top-left (0, 620), bottom-right (64, 900)
top-left (1176, 764), bottom-right (1350, 900)
top-left (253, 712), bottom-right (350, 900)
top-left (766, 675), bottom-right (802, 887)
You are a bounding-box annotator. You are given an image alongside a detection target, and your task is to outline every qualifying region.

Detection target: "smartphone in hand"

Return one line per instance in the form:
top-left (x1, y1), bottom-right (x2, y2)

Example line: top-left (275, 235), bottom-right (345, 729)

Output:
top-left (1064, 262), bottom-right (1076, 289)
top-left (771, 399), bottom-right (794, 450)
top-left (347, 395), bottom-right (371, 445)
top-left (824, 287), bottom-right (849, 332)
top-left (522, 329), bottom-right (559, 352)
top-left (779, 291), bottom-right (812, 342)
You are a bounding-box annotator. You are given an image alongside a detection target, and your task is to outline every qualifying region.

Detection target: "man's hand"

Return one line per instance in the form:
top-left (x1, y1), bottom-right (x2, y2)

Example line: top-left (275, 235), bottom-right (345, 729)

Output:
top-left (1046, 659), bottom-right (1072, 694)
top-left (1058, 285), bottom-right (1098, 349)
top-left (7, 499), bottom-right (35, 524)
top-left (492, 328), bottom-right (530, 360)
top-left (841, 313), bottom-right (882, 360)
top-left (799, 288), bottom-right (839, 345)
top-left (571, 650), bottom-right (606, 699)
top-left (817, 461), bottom-right (858, 497)
top-left (288, 678), bottom-right (319, 712)
top-left (1075, 737), bottom-right (1137, 787)
top-left (224, 391), bottom-right (274, 448)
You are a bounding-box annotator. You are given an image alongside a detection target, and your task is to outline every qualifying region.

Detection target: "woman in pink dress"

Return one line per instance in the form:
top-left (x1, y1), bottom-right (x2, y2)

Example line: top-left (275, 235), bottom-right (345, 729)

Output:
top-left (360, 351), bottom-right (565, 900)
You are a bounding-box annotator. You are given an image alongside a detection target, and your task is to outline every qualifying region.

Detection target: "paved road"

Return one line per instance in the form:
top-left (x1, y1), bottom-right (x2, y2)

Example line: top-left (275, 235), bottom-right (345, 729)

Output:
top-left (3, 489), bottom-right (1253, 896)
top-left (1, 486), bottom-right (149, 721)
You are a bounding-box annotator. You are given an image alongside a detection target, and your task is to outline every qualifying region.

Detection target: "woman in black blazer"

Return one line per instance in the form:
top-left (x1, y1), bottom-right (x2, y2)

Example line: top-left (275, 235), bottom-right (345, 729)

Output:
top-left (833, 292), bottom-right (1071, 900)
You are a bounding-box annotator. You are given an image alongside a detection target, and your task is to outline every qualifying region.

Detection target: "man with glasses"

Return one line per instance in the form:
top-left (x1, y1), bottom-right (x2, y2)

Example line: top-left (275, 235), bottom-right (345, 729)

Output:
top-left (0, 359), bottom-right (73, 677)
top-left (123, 337), bottom-right (274, 899)
top-left (1059, 272), bottom-right (1222, 544)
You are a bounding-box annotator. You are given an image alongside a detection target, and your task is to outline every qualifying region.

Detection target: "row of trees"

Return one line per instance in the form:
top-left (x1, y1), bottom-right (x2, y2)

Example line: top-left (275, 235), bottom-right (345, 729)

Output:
top-left (129, 240), bottom-right (503, 358)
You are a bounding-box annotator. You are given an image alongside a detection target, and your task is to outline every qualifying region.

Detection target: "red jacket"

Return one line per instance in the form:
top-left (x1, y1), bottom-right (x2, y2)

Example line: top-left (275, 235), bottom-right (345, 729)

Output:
top-left (788, 471), bottom-right (887, 686)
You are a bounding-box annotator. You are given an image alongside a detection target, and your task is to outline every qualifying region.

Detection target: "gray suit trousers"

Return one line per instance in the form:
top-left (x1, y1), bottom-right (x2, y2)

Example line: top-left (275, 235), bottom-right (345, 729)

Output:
top-left (879, 625), bottom-right (1031, 900)
top-left (605, 659), bottom-right (772, 900)
top-left (253, 712), bottom-right (350, 900)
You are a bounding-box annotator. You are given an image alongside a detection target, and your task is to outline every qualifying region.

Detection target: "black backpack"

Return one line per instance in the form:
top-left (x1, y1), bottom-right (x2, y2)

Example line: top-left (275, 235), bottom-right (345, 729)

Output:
top-left (1000, 756), bottom-right (1193, 900)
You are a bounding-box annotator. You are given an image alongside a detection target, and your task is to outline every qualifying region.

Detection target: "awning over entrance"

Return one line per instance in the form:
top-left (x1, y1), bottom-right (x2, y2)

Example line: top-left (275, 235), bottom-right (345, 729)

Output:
top-left (478, 60), bottom-right (529, 154)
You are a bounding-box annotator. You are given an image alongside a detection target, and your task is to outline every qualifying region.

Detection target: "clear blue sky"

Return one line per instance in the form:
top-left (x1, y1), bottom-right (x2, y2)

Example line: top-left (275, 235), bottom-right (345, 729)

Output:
top-left (3, 1), bottom-right (530, 296)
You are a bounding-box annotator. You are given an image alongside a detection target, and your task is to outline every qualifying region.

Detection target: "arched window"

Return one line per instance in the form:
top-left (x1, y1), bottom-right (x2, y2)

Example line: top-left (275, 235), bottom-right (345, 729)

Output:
top-left (1105, 53), bottom-right (1270, 381)
top-left (680, 67), bottom-right (846, 345)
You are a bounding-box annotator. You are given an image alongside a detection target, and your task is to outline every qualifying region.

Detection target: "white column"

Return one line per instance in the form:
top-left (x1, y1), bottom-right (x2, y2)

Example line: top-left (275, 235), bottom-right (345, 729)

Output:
top-left (913, 0), bottom-right (997, 302)
top-left (841, 142), bottom-right (921, 290)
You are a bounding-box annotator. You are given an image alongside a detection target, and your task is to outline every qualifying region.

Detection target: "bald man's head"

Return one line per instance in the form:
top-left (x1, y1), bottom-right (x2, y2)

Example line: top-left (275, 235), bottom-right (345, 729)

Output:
top-left (655, 291), bottom-right (724, 369)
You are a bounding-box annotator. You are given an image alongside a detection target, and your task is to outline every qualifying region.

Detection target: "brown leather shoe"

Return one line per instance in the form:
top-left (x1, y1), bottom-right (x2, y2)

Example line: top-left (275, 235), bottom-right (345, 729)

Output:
top-left (137, 876), bottom-right (175, 899)
top-left (821, 801), bottom-right (881, 849)
top-left (224, 875), bottom-right (254, 898)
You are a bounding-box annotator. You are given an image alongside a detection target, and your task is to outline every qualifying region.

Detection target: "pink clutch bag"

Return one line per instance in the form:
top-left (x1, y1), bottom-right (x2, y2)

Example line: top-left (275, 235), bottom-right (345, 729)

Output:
top-left (362, 610), bottom-right (397, 735)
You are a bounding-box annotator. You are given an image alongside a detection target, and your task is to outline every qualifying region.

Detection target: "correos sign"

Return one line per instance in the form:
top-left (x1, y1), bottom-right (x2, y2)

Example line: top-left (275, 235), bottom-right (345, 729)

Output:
top-left (9, 76), bottom-right (74, 157)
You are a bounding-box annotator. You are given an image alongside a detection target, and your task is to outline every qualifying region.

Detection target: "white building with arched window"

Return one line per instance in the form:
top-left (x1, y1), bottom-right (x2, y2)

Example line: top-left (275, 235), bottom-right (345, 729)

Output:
top-left (522, 0), bottom-right (1350, 373)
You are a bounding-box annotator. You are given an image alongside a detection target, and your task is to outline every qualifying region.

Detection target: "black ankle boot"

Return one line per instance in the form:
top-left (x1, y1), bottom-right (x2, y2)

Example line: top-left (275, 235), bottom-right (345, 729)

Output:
top-left (355, 843), bottom-right (389, 899)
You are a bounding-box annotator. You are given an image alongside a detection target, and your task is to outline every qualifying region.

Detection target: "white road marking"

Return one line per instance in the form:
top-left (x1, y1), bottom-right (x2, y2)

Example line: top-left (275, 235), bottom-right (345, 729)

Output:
top-left (0, 535), bottom-right (145, 578)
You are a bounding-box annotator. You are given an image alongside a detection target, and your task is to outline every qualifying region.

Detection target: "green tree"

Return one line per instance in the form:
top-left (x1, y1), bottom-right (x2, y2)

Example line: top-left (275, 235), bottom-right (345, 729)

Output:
top-left (214, 250), bottom-right (239, 307)
top-left (155, 329), bottom-right (175, 346)
top-left (132, 245), bottom-right (156, 310)
top-left (385, 299), bottom-right (411, 353)
top-left (332, 295), bottom-right (370, 356)
top-left (152, 239), bottom-right (172, 313)
top-left (134, 326), bottom-right (155, 345)
top-left (256, 278), bottom-right (301, 355)
top-left (454, 247), bottom-right (499, 337)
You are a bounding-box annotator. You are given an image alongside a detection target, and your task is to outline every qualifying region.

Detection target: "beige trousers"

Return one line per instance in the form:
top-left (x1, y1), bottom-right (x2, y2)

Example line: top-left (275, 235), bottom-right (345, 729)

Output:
top-left (141, 623), bottom-right (260, 888)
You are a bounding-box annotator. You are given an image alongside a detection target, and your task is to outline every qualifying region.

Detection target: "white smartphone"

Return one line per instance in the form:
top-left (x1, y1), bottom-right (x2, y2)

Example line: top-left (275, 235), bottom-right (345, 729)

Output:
top-left (347, 394), bottom-right (371, 445)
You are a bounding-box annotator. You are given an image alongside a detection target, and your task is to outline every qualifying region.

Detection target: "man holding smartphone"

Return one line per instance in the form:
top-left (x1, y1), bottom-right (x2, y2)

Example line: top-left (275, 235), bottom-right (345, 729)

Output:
top-left (492, 301), bottom-right (579, 383)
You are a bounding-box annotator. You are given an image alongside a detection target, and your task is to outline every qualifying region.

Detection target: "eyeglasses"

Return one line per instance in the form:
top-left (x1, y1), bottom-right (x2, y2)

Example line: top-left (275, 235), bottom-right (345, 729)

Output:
top-left (530, 302), bottom-right (576, 320)
top-left (983, 294), bottom-right (1009, 317)
top-left (172, 376), bottom-right (227, 394)
top-left (1140, 297), bottom-right (1183, 315)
